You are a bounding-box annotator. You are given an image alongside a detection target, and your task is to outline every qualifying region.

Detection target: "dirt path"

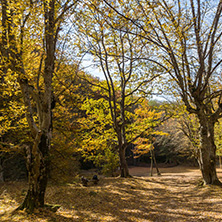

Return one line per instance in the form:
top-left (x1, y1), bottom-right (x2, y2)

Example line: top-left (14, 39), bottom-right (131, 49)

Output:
top-left (128, 166), bottom-right (222, 222)
top-left (1, 166), bottom-right (222, 221)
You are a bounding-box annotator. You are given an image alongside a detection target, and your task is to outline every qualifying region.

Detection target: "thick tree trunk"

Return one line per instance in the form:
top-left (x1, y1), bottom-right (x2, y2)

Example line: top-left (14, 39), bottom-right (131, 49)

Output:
top-left (18, 132), bottom-right (50, 212)
top-left (198, 117), bottom-right (221, 185)
top-left (119, 147), bottom-right (129, 177)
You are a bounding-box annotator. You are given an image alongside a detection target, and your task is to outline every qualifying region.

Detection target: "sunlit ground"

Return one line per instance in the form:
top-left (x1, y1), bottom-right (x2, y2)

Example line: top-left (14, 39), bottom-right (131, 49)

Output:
top-left (1, 166), bottom-right (222, 221)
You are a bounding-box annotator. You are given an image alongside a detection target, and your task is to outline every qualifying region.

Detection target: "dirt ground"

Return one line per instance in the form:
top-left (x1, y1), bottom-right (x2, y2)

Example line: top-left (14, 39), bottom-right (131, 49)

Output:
top-left (1, 166), bottom-right (222, 221)
top-left (129, 166), bottom-right (222, 221)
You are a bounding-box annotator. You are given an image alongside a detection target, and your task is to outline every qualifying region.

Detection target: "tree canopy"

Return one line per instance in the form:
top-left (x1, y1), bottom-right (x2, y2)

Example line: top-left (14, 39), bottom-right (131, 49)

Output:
top-left (1, 0), bottom-right (222, 213)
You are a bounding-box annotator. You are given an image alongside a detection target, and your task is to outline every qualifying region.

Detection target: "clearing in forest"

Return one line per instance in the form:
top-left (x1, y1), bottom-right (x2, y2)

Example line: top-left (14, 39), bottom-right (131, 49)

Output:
top-left (1, 166), bottom-right (222, 221)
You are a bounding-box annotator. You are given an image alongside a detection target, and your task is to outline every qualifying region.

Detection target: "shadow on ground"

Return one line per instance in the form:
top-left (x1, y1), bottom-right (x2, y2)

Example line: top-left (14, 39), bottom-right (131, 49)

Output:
top-left (1, 166), bottom-right (222, 221)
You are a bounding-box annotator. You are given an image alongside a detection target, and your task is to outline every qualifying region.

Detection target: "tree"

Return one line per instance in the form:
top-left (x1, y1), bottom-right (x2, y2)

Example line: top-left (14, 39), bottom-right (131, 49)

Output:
top-left (102, 0), bottom-right (222, 185)
top-left (132, 100), bottom-right (165, 176)
top-left (78, 85), bottom-right (167, 177)
top-left (0, 0), bottom-right (77, 212)
top-left (75, 2), bottom-right (161, 177)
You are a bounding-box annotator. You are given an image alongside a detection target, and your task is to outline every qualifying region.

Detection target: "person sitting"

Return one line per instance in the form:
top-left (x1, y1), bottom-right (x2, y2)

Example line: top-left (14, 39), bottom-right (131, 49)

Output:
top-left (81, 176), bottom-right (88, 186)
top-left (92, 175), bottom-right (99, 185)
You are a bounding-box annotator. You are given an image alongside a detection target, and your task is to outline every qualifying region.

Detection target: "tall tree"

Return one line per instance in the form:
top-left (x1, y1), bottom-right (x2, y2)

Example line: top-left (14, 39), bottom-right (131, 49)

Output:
top-left (75, 2), bottom-right (160, 177)
top-left (102, 0), bottom-right (222, 184)
top-left (0, 0), bottom-right (77, 211)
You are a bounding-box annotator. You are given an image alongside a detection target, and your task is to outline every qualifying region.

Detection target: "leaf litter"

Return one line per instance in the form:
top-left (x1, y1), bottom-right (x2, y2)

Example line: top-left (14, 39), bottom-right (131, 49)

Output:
top-left (0, 166), bottom-right (222, 221)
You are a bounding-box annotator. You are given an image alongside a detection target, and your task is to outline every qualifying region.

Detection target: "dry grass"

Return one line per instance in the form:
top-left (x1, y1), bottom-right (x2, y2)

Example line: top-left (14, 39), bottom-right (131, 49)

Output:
top-left (1, 166), bottom-right (222, 221)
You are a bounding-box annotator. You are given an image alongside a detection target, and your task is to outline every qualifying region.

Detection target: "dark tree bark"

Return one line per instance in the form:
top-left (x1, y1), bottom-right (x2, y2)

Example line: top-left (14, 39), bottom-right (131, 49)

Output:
top-left (18, 132), bottom-right (50, 211)
top-left (198, 115), bottom-right (221, 185)
top-left (119, 146), bottom-right (129, 177)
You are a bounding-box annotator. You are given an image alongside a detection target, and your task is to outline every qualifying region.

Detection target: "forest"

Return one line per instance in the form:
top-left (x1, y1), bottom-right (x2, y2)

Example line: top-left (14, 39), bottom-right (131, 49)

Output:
top-left (1, 0), bottom-right (222, 221)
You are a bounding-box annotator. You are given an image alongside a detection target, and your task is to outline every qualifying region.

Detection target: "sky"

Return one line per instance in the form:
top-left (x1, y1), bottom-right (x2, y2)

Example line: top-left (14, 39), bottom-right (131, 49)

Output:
top-left (81, 55), bottom-right (105, 80)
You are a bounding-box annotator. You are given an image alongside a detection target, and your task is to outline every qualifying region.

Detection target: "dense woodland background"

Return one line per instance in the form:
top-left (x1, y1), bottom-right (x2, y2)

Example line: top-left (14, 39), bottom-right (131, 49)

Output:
top-left (1, 0), bottom-right (222, 217)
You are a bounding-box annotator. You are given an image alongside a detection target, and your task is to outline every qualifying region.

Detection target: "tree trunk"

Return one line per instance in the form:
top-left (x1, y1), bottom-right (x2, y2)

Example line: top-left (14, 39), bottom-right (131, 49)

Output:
top-left (150, 149), bottom-right (161, 176)
top-left (152, 149), bottom-right (161, 176)
top-left (119, 147), bottom-right (129, 177)
top-left (150, 150), bottom-right (153, 176)
top-left (198, 117), bottom-right (221, 185)
top-left (18, 132), bottom-right (50, 212)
